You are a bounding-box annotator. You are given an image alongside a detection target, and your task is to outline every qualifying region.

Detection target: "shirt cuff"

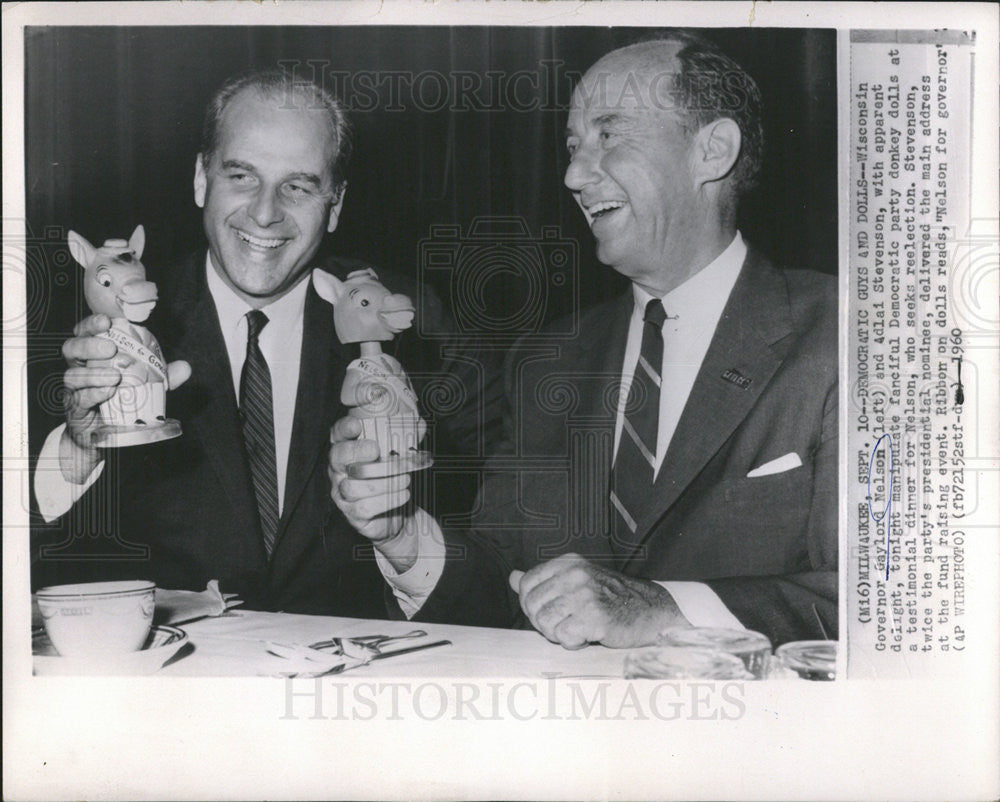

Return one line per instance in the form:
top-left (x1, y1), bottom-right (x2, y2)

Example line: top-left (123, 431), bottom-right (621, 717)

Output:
top-left (373, 507), bottom-right (445, 619)
top-left (657, 581), bottom-right (746, 630)
top-left (34, 423), bottom-right (105, 522)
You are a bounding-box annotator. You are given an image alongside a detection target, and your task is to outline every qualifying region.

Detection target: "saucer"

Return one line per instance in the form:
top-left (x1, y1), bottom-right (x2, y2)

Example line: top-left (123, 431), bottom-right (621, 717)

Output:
top-left (33, 625), bottom-right (189, 676)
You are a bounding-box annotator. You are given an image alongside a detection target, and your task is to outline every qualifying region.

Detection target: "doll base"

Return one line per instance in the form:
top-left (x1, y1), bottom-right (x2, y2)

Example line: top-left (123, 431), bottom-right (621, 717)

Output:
top-left (92, 419), bottom-right (182, 448)
top-left (346, 450), bottom-right (433, 479)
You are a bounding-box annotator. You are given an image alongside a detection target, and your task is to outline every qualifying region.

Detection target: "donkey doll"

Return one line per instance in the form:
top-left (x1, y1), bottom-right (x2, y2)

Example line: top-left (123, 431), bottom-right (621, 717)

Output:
top-left (68, 225), bottom-right (182, 447)
top-left (312, 267), bottom-right (431, 478)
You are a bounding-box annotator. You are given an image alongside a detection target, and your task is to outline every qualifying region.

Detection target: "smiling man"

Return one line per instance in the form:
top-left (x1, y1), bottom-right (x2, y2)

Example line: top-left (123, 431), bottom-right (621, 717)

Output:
top-left (193, 81), bottom-right (344, 305)
top-left (332, 33), bottom-right (838, 648)
top-left (32, 70), bottom-right (497, 614)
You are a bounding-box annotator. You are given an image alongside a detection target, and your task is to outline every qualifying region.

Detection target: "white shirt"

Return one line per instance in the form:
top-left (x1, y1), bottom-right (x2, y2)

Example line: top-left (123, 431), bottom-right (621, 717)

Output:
top-left (206, 254), bottom-right (306, 515)
top-left (383, 234), bottom-right (749, 627)
top-left (615, 232), bottom-right (747, 474)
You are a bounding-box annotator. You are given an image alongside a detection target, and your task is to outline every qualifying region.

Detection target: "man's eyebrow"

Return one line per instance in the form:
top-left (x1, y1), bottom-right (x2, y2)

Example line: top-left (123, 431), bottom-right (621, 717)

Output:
top-left (564, 112), bottom-right (628, 139)
top-left (219, 161), bottom-right (324, 187)
top-left (285, 172), bottom-right (324, 187)
top-left (220, 159), bottom-right (257, 173)
top-left (593, 113), bottom-right (626, 128)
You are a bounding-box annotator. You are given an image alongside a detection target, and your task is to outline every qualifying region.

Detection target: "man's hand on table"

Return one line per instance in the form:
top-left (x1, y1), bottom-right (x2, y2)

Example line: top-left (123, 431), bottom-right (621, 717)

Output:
top-left (60, 313), bottom-right (191, 483)
top-left (328, 415), bottom-right (422, 573)
top-left (509, 553), bottom-right (691, 650)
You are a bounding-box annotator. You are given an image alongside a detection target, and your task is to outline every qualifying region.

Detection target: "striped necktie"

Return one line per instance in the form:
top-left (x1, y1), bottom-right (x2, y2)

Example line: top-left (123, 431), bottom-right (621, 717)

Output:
top-left (610, 298), bottom-right (666, 551)
top-left (239, 309), bottom-right (279, 556)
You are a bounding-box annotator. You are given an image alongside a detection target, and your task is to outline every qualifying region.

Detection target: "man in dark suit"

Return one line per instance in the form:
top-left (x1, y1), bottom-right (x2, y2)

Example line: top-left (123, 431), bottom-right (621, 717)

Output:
top-left (331, 34), bottom-right (837, 647)
top-left (32, 70), bottom-right (496, 615)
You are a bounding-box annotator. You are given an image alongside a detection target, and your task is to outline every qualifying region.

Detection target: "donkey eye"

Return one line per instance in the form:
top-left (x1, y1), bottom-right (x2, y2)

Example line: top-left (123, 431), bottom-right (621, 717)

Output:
top-left (96, 270), bottom-right (112, 287)
top-left (360, 299), bottom-right (370, 307)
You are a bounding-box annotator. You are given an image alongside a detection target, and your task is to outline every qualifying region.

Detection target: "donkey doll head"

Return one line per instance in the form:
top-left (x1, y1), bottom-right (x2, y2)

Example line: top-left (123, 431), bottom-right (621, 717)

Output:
top-left (312, 267), bottom-right (415, 345)
top-left (68, 225), bottom-right (158, 324)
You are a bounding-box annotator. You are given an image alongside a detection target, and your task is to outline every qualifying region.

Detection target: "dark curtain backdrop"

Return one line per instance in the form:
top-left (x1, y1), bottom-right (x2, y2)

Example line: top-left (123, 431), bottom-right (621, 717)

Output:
top-left (24, 26), bottom-right (837, 449)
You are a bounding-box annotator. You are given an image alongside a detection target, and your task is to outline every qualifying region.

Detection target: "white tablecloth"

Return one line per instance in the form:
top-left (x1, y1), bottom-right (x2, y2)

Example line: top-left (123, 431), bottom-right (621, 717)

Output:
top-left (159, 610), bottom-right (630, 678)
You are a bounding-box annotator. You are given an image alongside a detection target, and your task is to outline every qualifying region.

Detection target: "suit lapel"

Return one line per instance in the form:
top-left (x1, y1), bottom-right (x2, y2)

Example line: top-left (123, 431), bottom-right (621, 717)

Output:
top-left (166, 259), bottom-right (352, 585)
top-left (278, 283), bottom-right (342, 529)
top-left (620, 248), bottom-right (794, 566)
top-left (162, 255), bottom-right (261, 549)
top-left (268, 281), bottom-right (352, 574)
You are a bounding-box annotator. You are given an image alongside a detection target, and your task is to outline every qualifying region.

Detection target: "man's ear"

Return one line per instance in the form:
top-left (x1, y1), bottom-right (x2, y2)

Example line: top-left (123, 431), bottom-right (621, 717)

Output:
top-left (193, 154), bottom-right (208, 208)
top-left (326, 182), bottom-right (347, 234)
top-left (692, 118), bottom-right (742, 185)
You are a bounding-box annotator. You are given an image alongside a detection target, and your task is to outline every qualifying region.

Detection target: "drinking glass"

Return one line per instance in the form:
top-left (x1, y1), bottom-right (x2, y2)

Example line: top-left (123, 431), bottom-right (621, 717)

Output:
top-left (773, 640), bottom-right (837, 680)
top-left (656, 627), bottom-right (772, 679)
top-left (624, 646), bottom-right (754, 680)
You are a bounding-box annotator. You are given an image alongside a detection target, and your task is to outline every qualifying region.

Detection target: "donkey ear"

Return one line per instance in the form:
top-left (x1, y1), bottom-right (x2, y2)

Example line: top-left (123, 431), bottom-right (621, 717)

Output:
top-left (311, 269), bottom-right (347, 304)
top-left (128, 225), bottom-right (146, 260)
top-left (345, 267), bottom-right (380, 283)
top-left (67, 231), bottom-right (96, 268)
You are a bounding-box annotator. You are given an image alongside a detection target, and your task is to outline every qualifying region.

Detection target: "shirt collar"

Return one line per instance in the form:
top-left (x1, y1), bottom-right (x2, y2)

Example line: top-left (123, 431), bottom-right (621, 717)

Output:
top-left (205, 252), bottom-right (309, 337)
top-left (631, 231), bottom-right (747, 325)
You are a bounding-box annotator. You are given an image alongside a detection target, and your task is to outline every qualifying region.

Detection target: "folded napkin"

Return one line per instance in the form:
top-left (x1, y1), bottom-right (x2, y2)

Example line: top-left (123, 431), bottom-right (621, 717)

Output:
top-left (155, 580), bottom-right (243, 625)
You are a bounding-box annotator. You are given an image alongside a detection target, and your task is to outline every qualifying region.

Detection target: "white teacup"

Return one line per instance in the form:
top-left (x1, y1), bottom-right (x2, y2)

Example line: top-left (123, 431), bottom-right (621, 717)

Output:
top-left (36, 580), bottom-right (155, 657)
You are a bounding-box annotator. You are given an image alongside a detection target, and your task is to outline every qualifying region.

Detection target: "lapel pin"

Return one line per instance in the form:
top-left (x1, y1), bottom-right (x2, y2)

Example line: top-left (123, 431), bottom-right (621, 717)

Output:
top-left (721, 368), bottom-right (753, 390)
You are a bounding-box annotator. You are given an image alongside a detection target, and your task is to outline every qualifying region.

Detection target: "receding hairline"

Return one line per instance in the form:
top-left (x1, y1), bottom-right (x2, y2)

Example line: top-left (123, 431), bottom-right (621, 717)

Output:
top-left (571, 40), bottom-right (687, 112)
top-left (583, 40), bottom-right (685, 85)
top-left (208, 84), bottom-right (341, 160)
top-left (571, 35), bottom-right (765, 199)
top-left (218, 83), bottom-right (339, 131)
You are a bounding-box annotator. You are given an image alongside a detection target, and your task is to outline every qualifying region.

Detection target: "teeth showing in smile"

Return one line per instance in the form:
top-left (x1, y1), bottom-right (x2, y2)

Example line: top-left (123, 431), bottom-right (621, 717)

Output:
top-left (588, 200), bottom-right (626, 219)
top-left (237, 230), bottom-right (285, 249)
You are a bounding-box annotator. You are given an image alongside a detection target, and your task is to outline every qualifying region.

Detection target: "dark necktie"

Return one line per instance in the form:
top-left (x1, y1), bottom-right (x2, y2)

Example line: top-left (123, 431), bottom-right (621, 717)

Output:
top-left (610, 298), bottom-right (667, 551)
top-left (239, 309), bottom-right (279, 556)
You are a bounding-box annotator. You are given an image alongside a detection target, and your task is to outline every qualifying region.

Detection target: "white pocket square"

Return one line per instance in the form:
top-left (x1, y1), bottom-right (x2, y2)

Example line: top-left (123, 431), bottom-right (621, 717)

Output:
top-left (746, 452), bottom-right (802, 478)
